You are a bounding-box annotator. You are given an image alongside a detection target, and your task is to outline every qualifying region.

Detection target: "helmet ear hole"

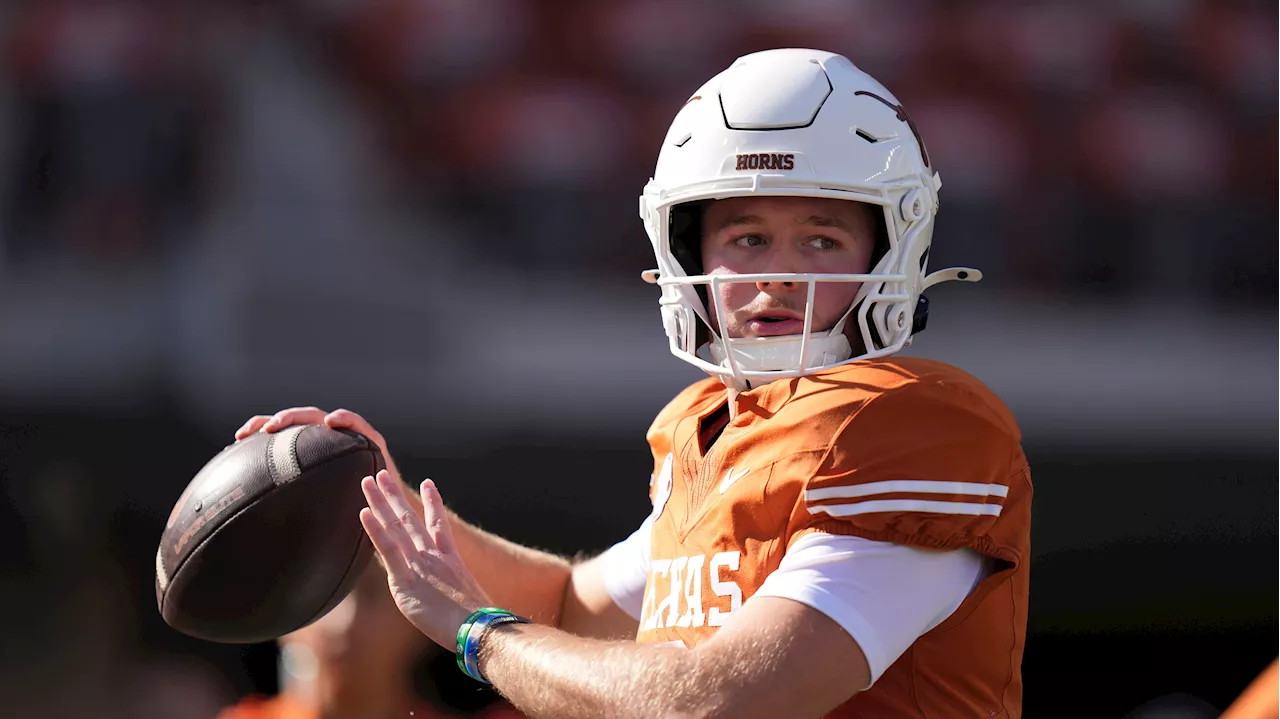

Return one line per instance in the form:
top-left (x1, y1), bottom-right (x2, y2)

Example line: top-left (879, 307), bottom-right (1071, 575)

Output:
top-left (899, 189), bottom-right (926, 223)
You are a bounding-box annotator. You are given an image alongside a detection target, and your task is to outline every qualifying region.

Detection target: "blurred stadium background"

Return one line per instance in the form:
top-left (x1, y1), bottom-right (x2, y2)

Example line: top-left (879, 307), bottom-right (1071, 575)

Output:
top-left (0, 0), bottom-right (1275, 717)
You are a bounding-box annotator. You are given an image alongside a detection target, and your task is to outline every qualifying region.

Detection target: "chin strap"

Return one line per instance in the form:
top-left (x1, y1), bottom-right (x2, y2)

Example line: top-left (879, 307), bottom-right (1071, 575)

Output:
top-left (708, 331), bottom-right (852, 380)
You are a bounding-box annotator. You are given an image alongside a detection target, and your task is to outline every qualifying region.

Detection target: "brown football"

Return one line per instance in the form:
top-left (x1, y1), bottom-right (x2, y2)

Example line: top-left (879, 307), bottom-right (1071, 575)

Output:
top-left (156, 424), bottom-right (382, 644)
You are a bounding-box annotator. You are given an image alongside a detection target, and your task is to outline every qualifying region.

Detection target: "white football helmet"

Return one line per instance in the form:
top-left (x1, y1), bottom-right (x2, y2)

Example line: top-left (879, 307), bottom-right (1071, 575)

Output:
top-left (640, 48), bottom-right (981, 389)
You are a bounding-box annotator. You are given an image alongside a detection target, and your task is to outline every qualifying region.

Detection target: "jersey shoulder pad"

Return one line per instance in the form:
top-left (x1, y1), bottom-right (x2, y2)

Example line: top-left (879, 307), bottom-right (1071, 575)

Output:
top-left (795, 366), bottom-right (1029, 559)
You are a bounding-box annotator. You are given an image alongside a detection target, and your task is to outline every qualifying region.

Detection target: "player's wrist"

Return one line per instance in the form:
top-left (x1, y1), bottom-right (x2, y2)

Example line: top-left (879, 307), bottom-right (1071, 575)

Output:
top-left (455, 607), bottom-right (530, 684)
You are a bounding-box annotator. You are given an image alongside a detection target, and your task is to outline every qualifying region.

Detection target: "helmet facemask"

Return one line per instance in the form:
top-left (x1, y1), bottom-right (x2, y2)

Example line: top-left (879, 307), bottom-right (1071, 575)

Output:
top-left (646, 193), bottom-right (934, 389)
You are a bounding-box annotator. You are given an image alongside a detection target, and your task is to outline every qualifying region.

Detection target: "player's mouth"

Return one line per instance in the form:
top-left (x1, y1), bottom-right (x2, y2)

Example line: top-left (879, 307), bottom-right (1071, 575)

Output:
top-left (744, 310), bottom-right (806, 337)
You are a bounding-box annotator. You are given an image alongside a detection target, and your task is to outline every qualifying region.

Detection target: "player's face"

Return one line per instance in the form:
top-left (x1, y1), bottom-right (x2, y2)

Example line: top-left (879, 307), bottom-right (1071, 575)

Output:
top-left (700, 197), bottom-right (878, 338)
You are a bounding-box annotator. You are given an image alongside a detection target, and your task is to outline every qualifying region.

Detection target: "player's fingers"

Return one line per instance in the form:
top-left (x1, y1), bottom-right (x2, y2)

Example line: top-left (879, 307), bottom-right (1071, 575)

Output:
top-left (235, 416), bottom-right (272, 440)
top-left (359, 507), bottom-right (413, 578)
top-left (377, 471), bottom-right (437, 551)
top-left (262, 407), bottom-right (328, 432)
top-left (360, 475), bottom-right (419, 558)
top-left (324, 409), bottom-right (384, 444)
top-left (363, 471), bottom-right (433, 554)
top-left (323, 410), bottom-right (407, 487)
top-left (419, 480), bottom-right (456, 556)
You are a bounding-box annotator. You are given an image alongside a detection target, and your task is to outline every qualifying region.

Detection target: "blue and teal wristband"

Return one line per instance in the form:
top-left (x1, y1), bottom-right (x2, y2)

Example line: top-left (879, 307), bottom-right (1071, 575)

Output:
top-left (454, 607), bottom-right (530, 684)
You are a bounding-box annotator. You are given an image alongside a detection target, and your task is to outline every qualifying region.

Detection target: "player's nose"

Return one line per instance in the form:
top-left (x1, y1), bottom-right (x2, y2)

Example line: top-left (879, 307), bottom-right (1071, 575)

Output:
top-left (754, 244), bottom-right (805, 292)
top-left (755, 278), bottom-right (798, 292)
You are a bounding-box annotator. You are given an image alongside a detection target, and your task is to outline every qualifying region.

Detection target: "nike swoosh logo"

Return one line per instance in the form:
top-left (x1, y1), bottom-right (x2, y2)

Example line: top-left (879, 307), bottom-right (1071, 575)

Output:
top-left (719, 467), bottom-right (749, 494)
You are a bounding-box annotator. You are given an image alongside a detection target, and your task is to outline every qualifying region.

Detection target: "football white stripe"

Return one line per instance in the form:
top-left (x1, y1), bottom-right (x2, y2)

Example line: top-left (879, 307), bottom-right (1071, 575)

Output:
top-left (804, 480), bottom-right (1008, 502)
top-left (808, 499), bottom-right (1003, 517)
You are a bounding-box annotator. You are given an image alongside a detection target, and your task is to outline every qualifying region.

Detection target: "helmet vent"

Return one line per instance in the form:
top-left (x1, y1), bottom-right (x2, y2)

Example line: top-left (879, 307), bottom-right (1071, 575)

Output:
top-left (854, 128), bottom-right (881, 143)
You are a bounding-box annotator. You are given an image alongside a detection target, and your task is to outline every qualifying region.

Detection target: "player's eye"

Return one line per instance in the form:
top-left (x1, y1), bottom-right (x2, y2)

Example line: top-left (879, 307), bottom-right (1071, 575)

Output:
top-left (733, 234), bottom-right (767, 248)
top-left (805, 236), bottom-right (839, 250)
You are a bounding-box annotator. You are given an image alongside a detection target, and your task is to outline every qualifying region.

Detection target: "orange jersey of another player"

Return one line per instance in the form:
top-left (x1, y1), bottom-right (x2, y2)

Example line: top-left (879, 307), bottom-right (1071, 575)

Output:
top-left (636, 356), bottom-right (1031, 718)
top-left (216, 695), bottom-right (442, 719)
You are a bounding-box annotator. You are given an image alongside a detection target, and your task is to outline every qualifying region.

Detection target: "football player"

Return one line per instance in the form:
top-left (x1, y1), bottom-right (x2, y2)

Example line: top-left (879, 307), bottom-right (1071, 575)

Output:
top-left (214, 561), bottom-right (524, 719)
top-left (239, 49), bottom-right (1031, 718)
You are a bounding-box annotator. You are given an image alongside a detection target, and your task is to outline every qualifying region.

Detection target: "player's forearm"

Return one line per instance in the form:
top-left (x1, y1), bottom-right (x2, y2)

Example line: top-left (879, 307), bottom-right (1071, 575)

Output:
top-left (446, 510), bottom-right (572, 626)
top-left (478, 622), bottom-right (719, 719)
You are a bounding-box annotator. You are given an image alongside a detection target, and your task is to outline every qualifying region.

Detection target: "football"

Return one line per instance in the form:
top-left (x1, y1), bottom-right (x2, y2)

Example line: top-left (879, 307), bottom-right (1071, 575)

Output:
top-left (156, 424), bottom-right (383, 644)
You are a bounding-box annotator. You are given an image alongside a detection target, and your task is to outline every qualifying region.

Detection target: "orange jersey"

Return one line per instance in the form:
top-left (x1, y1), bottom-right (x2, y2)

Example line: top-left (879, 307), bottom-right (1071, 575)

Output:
top-left (636, 357), bottom-right (1031, 718)
top-left (216, 695), bottom-right (320, 719)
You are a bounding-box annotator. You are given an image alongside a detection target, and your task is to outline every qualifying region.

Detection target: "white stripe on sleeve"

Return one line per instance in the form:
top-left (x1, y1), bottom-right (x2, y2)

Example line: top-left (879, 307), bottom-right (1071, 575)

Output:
top-left (804, 480), bottom-right (1008, 501)
top-left (805, 480), bottom-right (1007, 518)
top-left (810, 499), bottom-right (1003, 517)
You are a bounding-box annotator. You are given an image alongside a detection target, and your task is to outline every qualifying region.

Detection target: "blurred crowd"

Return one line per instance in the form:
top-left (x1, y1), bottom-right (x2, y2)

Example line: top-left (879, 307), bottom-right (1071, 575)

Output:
top-left (0, 2), bottom-right (1275, 717)
top-left (1, 0), bottom-right (1275, 304)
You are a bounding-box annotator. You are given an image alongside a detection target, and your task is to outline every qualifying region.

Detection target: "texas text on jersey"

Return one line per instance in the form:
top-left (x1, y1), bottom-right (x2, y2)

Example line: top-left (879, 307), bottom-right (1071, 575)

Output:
top-left (636, 356), bottom-right (1031, 718)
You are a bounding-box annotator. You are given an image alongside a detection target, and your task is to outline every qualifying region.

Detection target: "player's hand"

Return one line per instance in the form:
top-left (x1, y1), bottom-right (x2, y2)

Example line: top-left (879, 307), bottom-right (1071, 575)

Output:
top-left (235, 407), bottom-right (407, 498)
top-left (359, 469), bottom-right (491, 649)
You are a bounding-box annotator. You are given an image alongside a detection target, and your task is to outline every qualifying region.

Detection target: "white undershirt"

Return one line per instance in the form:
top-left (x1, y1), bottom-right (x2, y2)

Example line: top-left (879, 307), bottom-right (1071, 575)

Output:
top-left (599, 516), bottom-right (989, 686)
